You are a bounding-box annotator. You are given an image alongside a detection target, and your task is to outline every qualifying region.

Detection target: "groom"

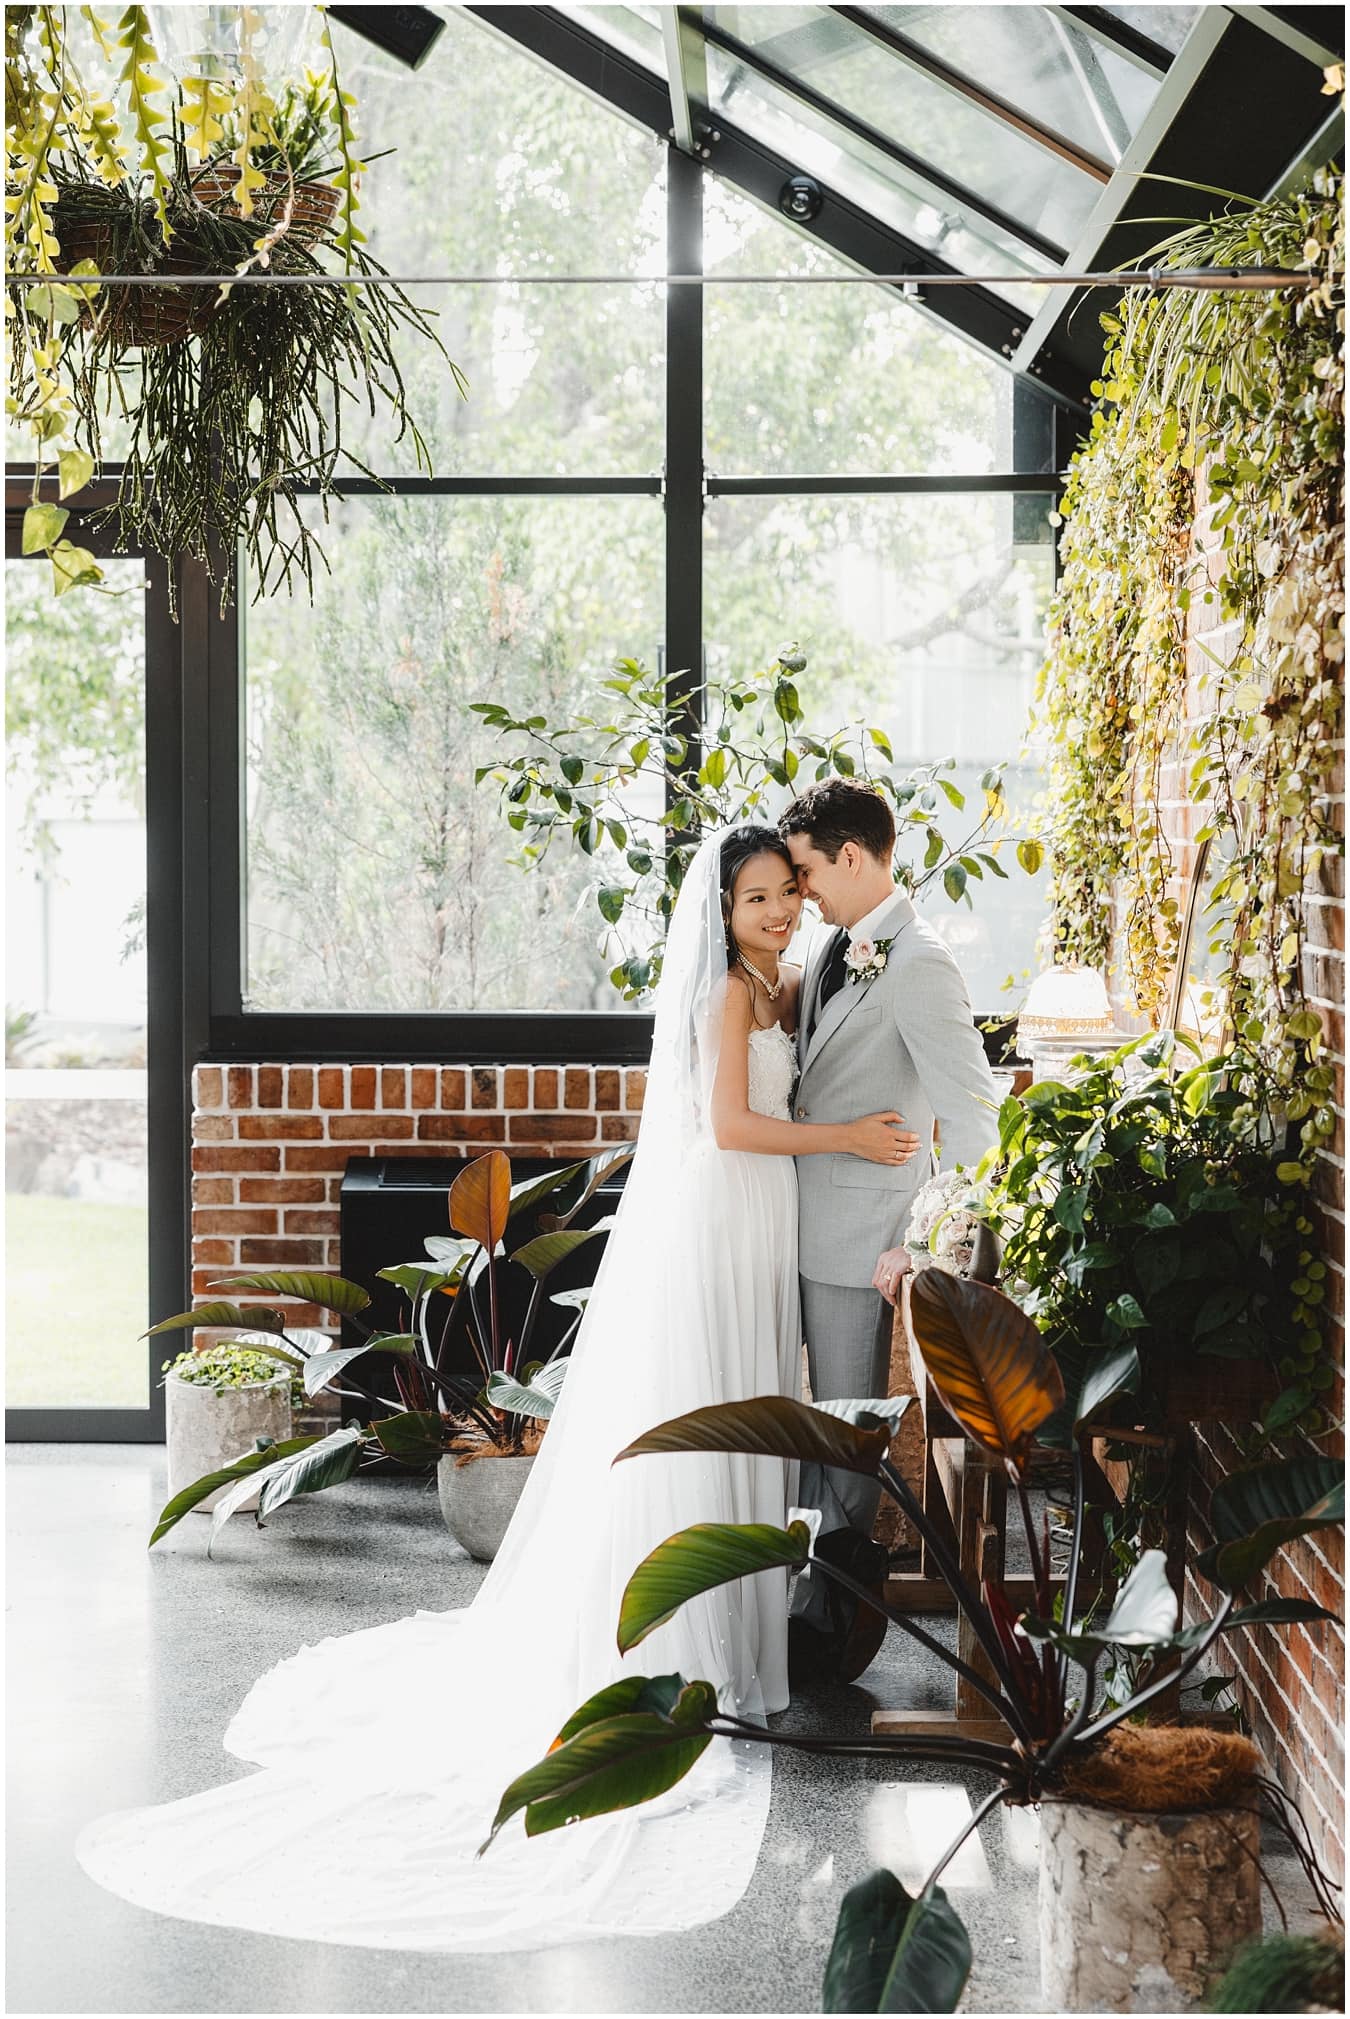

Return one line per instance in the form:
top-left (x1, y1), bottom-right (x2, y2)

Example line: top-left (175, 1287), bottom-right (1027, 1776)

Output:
top-left (779, 778), bottom-right (1002, 1674)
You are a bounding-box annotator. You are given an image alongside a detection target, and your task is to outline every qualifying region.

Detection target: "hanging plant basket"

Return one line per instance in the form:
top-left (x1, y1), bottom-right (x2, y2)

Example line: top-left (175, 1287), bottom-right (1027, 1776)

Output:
top-left (51, 184), bottom-right (227, 348)
top-left (189, 162), bottom-right (342, 247)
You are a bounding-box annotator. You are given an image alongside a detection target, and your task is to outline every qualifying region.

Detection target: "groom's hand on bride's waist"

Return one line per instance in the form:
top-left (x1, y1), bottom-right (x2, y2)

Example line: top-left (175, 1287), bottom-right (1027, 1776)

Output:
top-left (872, 1246), bottom-right (914, 1306)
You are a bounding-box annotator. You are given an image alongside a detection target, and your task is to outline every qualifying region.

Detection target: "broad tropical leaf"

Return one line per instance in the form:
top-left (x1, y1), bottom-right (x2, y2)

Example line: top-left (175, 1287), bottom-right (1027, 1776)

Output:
top-left (208, 1272), bottom-right (371, 1316)
top-left (145, 1301), bottom-right (285, 1336)
top-left (377, 1263), bottom-right (462, 1300)
top-left (1161, 1596), bottom-right (1342, 1656)
top-left (449, 1151), bottom-right (511, 1251)
top-left (615, 1395), bottom-right (891, 1476)
top-left (219, 1332), bottom-right (304, 1370)
top-left (254, 1424), bottom-right (366, 1522)
top-left (508, 1159), bottom-right (589, 1224)
top-left (1075, 1343), bottom-right (1140, 1428)
top-left (903, 1270), bottom-right (1063, 1473)
top-left (536, 1144), bottom-right (635, 1231)
top-left (481, 1685), bottom-right (717, 1852)
top-left (486, 1357), bottom-right (568, 1421)
top-left (372, 1409), bottom-right (445, 1464)
top-left (303, 1345), bottom-right (388, 1397)
top-left (149, 1435), bottom-right (316, 1545)
top-left (510, 1226), bottom-right (607, 1281)
top-left (1199, 1457), bottom-right (1345, 1589)
top-left (823, 1870), bottom-right (971, 2013)
top-left (619, 1521), bottom-right (812, 1652)
top-left (551, 1673), bottom-right (686, 1749)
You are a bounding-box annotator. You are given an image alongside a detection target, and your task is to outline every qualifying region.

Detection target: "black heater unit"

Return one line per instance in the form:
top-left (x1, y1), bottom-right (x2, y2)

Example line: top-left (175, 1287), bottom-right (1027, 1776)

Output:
top-left (338, 1154), bottom-right (629, 1420)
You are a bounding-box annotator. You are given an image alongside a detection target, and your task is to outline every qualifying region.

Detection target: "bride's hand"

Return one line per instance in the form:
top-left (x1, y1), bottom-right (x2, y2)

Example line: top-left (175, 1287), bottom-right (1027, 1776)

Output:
top-left (848, 1113), bottom-right (922, 1166)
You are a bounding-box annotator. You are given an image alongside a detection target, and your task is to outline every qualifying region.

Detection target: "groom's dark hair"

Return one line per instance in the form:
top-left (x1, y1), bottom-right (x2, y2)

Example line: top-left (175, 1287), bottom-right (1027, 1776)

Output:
top-left (779, 779), bottom-right (895, 864)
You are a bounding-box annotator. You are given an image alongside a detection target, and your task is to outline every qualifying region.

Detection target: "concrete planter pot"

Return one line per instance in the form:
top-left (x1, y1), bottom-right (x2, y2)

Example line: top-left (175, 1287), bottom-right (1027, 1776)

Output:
top-left (165, 1372), bottom-right (292, 1513)
top-left (1038, 1792), bottom-right (1262, 2012)
top-left (438, 1452), bottom-right (535, 1560)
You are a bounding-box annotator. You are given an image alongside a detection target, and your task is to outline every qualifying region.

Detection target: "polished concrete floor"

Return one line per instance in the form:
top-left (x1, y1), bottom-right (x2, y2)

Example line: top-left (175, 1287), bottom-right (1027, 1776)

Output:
top-left (6, 1445), bottom-right (1318, 2016)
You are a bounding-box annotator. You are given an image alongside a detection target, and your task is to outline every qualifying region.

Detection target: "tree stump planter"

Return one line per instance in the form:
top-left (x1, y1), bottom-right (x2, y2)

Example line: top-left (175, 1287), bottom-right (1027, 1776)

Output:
top-left (438, 1453), bottom-right (534, 1561)
top-left (1038, 1724), bottom-right (1264, 2011)
top-left (164, 1371), bottom-right (291, 1512)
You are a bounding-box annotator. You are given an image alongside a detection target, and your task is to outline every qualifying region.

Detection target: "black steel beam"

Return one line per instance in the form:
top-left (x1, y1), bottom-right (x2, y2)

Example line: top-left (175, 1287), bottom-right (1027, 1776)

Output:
top-left (665, 146), bottom-right (704, 777)
top-left (1061, 6), bottom-right (1173, 70)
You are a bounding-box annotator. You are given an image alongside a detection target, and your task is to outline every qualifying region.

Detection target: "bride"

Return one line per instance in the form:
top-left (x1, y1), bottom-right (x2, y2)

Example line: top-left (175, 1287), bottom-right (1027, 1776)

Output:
top-left (76, 825), bottom-right (916, 1951)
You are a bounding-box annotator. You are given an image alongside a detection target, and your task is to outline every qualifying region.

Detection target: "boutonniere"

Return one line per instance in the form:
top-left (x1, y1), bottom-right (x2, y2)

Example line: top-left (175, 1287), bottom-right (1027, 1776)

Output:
top-left (844, 936), bottom-right (893, 986)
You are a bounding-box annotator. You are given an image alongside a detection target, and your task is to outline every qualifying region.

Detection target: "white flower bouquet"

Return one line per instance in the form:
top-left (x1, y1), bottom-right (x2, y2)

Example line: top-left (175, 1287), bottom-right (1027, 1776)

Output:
top-left (903, 1166), bottom-right (991, 1279)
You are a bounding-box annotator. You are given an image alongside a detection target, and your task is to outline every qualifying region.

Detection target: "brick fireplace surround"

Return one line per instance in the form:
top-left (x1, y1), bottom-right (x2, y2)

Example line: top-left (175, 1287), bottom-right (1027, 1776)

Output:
top-left (190, 1062), bottom-right (645, 1321)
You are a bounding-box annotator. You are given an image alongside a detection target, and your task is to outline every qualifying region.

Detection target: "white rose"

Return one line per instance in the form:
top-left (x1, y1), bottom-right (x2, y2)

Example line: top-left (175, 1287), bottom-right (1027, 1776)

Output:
top-left (846, 938), bottom-right (877, 970)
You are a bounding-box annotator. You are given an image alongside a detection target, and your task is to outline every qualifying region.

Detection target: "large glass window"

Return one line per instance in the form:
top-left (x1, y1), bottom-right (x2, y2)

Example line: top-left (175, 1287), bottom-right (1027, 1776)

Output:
top-left (5, 559), bottom-right (150, 1409)
top-left (243, 496), bottom-right (662, 1012)
top-left (705, 490), bottom-right (1054, 1010)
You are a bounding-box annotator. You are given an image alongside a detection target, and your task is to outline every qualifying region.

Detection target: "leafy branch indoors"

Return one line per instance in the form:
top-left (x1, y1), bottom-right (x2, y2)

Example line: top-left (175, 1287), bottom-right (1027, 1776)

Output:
top-left (145, 1145), bottom-right (631, 1553)
top-left (484, 1270), bottom-right (1344, 2012)
top-left (474, 647), bottom-right (1045, 1000)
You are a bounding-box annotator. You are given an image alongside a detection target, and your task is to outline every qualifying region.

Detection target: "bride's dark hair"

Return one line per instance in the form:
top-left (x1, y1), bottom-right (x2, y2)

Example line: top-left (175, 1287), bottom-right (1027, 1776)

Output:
top-left (718, 824), bottom-right (795, 963)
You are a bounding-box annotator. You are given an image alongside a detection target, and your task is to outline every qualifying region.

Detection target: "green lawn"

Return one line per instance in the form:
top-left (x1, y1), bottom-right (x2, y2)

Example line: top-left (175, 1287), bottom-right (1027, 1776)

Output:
top-left (6, 1193), bottom-right (149, 1408)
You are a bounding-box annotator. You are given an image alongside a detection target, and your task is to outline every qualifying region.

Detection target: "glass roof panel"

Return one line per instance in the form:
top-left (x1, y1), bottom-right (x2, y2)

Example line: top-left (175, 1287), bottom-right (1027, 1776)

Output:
top-left (866, 5), bottom-right (1167, 164)
top-left (704, 41), bottom-right (1051, 310)
top-left (703, 4), bottom-right (1101, 250)
top-left (552, 4), bottom-right (666, 77)
top-left (1095, 7), bottom-right (1202, 58)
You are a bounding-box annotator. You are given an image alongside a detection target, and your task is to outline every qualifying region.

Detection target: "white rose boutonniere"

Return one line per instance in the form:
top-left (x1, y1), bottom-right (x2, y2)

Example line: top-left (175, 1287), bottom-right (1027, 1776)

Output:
top-left (844, 935), bottom-right (892, 986)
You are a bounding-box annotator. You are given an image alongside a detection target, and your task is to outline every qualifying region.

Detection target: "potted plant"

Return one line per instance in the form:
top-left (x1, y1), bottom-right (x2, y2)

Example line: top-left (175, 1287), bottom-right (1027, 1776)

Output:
top-left (975, 1031), bottom-right (1325, 1443)
top-left (482, 1266), bottom-right (1342, 2011)
top-left (160, 1340), bottom-right (301, 1512)
top-left (5, 5), bottom-right (456, 605)
top-left (144, 1145), bottom-right (631, 1558)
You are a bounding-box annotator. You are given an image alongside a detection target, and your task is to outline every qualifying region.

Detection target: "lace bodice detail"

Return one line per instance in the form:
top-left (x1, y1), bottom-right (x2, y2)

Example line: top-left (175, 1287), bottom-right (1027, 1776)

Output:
top-left (747, 1022), bottom-right (797, 1122)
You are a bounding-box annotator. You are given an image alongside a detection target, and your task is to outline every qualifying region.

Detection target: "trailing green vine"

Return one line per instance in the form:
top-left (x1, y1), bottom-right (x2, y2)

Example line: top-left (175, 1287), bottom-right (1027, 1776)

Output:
top-left (1037, 166), bottom-right (1344, 1180)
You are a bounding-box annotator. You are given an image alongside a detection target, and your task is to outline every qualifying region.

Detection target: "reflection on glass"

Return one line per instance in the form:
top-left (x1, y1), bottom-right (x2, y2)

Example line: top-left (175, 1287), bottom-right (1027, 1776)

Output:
top-left (870, 5), bottom-right (1166, 161)
top-left (555, 3), bottom-right (668, 74)
top-left (705, 491), bottom-right (1055, 1009)
top-left (705, 4), bottom-right (1099, 249)
top-left (706, 183), bottom-right (1038, 475)
top-left (705, 44), bottom-right (1050, 310)
top-left (243, 497), bottom-right (662, 1013)
top-left (5, 560), bottom-right (149, 1409)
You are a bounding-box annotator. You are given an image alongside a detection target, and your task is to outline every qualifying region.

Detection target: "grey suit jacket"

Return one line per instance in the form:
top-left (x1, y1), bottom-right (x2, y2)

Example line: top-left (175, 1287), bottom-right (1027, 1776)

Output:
top-left (793, 891), bottom-right (1001, 1288)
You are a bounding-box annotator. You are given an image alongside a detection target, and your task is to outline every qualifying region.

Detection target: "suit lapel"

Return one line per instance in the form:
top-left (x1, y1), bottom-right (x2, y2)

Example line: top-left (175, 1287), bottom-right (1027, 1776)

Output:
top-left (802, 891), bottom-right (915, 1073)
top-left (797, 929), bottom-right (832, 1067)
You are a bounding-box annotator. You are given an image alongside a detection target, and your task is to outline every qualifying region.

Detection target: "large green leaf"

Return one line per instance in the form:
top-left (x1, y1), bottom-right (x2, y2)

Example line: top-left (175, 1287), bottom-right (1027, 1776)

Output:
top-left (1088, 1548), bottom-right (1178, 1648)
top-left (1075, 1343), bottom-right (1140, 1428)
top-left (619, 1521), bottom-right (812, 1653)
top-left (486, 1357), bottom-right (568, 1421)
top-left (823, 1871), bottom-right (971, 2014)
top-left (145, 1301), bottom-right (286, 1336)
top-left (481, 1685), bottom-right (717, 1852)
top-left (208, 1272), bottom-right (371, 1317)
top-left (903, 1270), bottom-right (1064, 1473)
top-left (372, 1409), bottom-right (446, 1464)
top-left (537, 1144), bottom-right (635, 1231)
top-left (509, 1226), bottom-right (607, 1282)
top-left (254, 1425), bottom-right (367, 1522)
top-left (507, 1159), bottom-right (589, 1224)
top-left (149, 1435), bottom-right (317, 1545)
top-left (1199, 1457), bottom-right (1345, 1589)
top-left (551, 1673), bottom-right (686, 1748)
top-left (424, 1234), bottom-right (479, 1268)
top-left (302, 1345), bottom-right (387, 1397)
top-left (615, 1395), bottom-right (891, 1477)
top-left (813, 1396), bottom-right (911, 1435)
top-left (377, 1263), bottom-right (462, 1300)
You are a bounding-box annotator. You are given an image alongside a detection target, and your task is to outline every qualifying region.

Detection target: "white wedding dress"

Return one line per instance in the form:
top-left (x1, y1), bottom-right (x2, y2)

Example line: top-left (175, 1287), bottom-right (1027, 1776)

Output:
top-left (76, 835), bottom-right (804, 1951)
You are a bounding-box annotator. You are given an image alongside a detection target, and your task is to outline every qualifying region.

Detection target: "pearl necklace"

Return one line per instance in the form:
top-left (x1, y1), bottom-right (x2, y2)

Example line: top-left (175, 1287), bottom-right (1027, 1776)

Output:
top-left (735, 950), bottom-right (783, 1001)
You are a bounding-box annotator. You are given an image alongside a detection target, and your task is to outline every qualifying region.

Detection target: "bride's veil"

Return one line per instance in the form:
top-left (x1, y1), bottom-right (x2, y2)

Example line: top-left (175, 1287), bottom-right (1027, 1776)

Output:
top-left (75, 827), bottom-right (793, 1951)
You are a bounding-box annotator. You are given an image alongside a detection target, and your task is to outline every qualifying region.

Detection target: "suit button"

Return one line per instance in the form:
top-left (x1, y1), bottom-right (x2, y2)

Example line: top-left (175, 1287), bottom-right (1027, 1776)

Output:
top-left (797, 1105), bottom-right (807, 1118)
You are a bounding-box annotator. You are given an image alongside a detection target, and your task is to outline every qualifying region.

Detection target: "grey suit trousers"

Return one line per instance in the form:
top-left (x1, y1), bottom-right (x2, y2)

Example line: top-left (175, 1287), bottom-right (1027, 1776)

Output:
top-left (788, 1275), bottom-right (892, 1628)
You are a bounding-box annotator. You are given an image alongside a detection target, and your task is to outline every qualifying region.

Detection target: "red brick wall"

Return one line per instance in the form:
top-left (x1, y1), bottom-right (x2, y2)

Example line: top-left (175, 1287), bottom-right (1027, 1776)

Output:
top-left (190, 1062), bottom-right (645, 1332)
top-left (1102, 483), bottom-right (1345, 1882)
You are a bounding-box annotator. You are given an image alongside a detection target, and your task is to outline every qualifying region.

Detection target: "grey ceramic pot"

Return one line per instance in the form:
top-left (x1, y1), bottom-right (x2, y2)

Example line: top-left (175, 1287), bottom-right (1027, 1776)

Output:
top-left (437, 1452), bottom-right (535, 1560)
top-left (164, 1371), bottom-right (291, 1512)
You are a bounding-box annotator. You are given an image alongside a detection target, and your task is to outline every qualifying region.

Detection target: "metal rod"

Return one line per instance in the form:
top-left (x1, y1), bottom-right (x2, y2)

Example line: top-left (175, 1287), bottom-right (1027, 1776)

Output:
top-left (3, 266), bottom-right (1320, 289)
